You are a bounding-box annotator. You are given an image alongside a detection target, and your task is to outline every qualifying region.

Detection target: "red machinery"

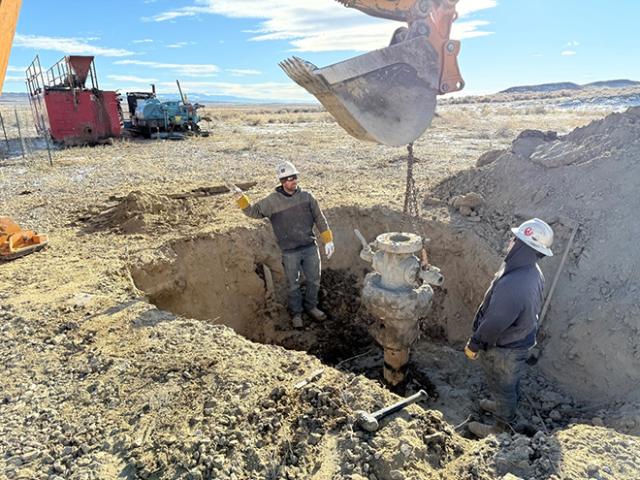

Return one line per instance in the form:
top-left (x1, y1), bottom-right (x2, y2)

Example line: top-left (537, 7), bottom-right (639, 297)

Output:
top-left (26, 55), bottom-right (121, 146)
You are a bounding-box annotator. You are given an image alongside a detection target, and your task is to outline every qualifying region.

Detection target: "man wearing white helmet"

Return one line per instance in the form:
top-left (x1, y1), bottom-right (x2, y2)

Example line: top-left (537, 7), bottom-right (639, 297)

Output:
top-left (464, 218), bottom-right (554, 438)
top-left (234, 161), bottom-right (334, 328)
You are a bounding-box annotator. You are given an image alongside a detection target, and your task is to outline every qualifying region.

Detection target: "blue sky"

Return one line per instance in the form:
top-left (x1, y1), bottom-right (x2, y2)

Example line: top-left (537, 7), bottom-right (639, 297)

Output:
top-left (5, 0), bottom-right (639, 101)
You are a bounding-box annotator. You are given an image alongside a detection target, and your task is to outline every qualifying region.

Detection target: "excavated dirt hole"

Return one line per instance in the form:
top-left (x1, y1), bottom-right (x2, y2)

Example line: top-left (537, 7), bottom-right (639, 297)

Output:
top-left (130, 206), bottom-right (490, 360)
top-left (129, 206), bottom-right (490, 414)
top-left (130, 205), bottom-right (594, 432)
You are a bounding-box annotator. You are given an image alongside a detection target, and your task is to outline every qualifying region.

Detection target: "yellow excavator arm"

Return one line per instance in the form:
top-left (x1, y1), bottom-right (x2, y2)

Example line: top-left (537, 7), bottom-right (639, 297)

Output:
top-left (0, 0), bottom-right (23, 94)
top-left (280, 0), bottom-right (464, 146)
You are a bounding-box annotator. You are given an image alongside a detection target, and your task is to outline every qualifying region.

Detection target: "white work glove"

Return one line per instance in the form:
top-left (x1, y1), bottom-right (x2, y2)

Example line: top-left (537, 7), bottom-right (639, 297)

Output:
top-left (229, 184), bottom-right (243, 200)
top-left (231, 185), bottom-right (244, 200)
top-left (324, 241), bottom-right (335, 259)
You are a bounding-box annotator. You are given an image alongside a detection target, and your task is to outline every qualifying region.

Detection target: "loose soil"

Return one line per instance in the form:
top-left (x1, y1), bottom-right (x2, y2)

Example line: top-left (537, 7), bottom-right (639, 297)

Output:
top-left (1, 98), bottom-right (639, 480)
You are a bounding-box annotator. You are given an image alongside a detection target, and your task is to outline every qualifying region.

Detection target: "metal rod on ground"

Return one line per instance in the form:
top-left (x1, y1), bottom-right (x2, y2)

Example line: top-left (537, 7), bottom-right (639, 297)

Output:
top-left (0, 112), bottom-right (9, 155)
top-left (453, 414), bottom-right (473, 431)
top-left (14, 108), bottom-right (26, 161)
top-left (335, 348), bottom-right (373, 368)
top-left (41, 114), bottom-right (53, 166)
top-left (539, 222), bottom-right (579, 326)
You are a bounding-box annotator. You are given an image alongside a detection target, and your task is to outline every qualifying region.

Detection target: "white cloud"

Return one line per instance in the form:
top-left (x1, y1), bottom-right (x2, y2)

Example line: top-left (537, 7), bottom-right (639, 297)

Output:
top-left (561, 50), bottom-right (577, 56)
top-left (108, 74), bottom-right (158, 83)
top-left (113, 59), bottom-right (219, 76)
top-left (4, 75), bottom-right (25, 82)
top-left (566, 40), bottom-right (580, 47)
top-left (133, 39), bottom-right (154, 44)
top-left (157, 79), bottom-right (312, 101)
top-left (227, 68), bottom-right (262, 77)
top-left (7, 66), bottom-right (26, 72)
top-left (166, 41), bottom-right (197, 48)
top-left (14, 33), bottom-right (134, 57)
top-left (146, 0), bottom-right (497, 52)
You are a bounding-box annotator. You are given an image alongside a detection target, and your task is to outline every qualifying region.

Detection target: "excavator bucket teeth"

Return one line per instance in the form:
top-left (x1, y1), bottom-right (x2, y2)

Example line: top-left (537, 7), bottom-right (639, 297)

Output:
top-left (280, 36), bottom-right (440, 147)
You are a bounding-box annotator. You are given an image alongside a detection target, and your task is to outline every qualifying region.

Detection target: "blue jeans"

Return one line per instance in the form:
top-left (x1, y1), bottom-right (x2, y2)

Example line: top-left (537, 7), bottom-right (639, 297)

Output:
top-left (479, 347), bottom-right (529, 425)
top-left (282, 244), bottom-right (321, 315)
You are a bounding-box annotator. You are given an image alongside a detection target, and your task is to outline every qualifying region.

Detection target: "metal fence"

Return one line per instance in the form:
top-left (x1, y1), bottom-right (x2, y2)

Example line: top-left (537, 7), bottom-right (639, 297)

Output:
top-left (0, 103), bottom-right (53, 166)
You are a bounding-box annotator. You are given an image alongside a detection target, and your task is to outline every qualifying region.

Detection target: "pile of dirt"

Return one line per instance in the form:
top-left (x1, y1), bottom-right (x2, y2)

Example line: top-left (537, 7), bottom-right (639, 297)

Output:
top-left (0, 299), bottom-right (471, 480)
top-left (76, 191), bottom-right (201, 233)
top-left (434, 106), bottom-right (640, 405)
top-left (446, 425), bottom-right (640, 479)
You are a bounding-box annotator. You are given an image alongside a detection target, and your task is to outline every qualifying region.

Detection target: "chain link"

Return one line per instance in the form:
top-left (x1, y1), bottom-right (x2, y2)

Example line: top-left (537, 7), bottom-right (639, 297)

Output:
top-left (403, 142), bottom-right (420, 218)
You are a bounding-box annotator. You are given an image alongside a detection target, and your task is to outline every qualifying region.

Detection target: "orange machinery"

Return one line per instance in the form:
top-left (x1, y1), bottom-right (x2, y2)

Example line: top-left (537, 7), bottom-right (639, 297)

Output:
top-left (280, 0), bottom-right (464, 147)
top-left (0, 0), bottom-right (23, 94)
top-left (0, 217), bottom-right (48, 261)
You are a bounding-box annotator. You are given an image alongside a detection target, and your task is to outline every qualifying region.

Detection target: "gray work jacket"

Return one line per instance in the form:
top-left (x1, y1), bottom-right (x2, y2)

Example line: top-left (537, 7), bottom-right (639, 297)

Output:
top-left (242, 186), bottom-right (330, 252)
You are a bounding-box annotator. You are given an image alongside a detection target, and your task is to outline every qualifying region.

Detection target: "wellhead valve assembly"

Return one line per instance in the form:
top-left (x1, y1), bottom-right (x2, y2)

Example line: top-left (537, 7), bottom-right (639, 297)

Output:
top-left (355, 230), bottom-right (444, 385)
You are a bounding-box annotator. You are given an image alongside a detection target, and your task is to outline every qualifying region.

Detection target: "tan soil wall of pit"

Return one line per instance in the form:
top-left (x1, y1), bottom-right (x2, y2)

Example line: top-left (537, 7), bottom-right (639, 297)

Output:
top-left (132, 206), bottom-right (499, 352)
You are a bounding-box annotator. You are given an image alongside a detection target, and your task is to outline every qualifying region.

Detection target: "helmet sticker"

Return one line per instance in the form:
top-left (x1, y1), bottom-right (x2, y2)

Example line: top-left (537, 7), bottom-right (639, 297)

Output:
top-left (524, 227), bottom-right (534, 236)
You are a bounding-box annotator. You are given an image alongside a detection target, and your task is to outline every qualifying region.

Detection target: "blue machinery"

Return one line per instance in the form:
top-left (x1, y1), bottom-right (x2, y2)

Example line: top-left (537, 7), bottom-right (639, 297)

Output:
top-left (125, 81), bottom-right (208, 138)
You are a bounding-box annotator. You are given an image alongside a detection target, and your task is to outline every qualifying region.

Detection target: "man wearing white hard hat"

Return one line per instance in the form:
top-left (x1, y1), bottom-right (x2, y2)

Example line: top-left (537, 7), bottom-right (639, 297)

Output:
top-left (234, 161), bottom-right (334, 328)
top-left (464, 218), bottom-right (554, 438)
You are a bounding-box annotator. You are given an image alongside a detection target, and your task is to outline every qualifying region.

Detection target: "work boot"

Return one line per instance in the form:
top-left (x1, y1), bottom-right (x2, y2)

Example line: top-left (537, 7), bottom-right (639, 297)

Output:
top-left (306, 307), bottom-right (327, 321)
top-left (291, 313), bottom-right (304, 329)
top-left (467, 421), bottom-right (504, 438)
top-left (479, 399), bottom-right (497, 413)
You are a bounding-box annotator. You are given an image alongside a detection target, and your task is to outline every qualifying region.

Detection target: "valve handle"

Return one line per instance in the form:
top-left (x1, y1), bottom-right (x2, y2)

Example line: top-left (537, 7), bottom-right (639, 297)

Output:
top-left (354, 228), bottom-right (370, 250)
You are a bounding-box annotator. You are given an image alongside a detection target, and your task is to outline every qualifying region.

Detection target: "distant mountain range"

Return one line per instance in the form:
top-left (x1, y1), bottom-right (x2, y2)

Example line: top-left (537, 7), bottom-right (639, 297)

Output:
top-left (500, 79), bottom-right (640, 94)
top-left (3, 78), bottom-right (639, 104)
top-left (0, 92), bottom-right (28, 102)
top-left (154, 93), bottom-right (305, 105)
top-left (0, 91), bottom-right (306, 105)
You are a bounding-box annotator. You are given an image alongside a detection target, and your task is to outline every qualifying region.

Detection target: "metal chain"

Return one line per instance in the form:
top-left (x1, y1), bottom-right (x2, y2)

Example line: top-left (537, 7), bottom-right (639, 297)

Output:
top-left (403, 142), bottom-right (420, 217)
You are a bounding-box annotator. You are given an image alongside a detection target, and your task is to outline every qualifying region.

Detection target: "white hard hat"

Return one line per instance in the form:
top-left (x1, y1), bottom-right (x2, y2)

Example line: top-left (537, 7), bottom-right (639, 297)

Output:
top-left (275, 161), bottom-right (299, 180)
top-left (511, 218), bottom-right (554, 256)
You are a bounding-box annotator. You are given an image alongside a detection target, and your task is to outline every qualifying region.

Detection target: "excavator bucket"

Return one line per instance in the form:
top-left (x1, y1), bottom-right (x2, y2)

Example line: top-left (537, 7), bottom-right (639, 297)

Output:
top-left (280, 36), bottom-right (440, 147)
top-left (0, 217), bottom-right (49, 261)
top-left (280, 0), bottom-right (464, 147)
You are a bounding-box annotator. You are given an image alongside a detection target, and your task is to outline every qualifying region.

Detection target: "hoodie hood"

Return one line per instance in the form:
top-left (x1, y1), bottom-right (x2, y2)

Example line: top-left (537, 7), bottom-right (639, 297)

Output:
top-left (503, 238), bottom-right (540, 274)
top-left (276, 185), bottom-right (300, 197)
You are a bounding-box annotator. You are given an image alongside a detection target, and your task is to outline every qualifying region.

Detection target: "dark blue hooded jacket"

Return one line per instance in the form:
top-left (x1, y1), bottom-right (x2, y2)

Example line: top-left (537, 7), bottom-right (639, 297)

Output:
top-left (469, 239), bottom-right (545, 351)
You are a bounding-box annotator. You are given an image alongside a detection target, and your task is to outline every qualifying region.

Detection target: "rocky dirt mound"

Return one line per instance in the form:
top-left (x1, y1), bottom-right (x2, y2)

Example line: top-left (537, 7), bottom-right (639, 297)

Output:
top-left (76, 191), bottom-right (202, 234)
top-left (434, 106), bottom-right (640, 405)
top-left (4, 293), bottom-right (637, 480)
top-left (446, 425), bottom-right (640, 479)
top-left (1, 299), bottom-right (470, 480)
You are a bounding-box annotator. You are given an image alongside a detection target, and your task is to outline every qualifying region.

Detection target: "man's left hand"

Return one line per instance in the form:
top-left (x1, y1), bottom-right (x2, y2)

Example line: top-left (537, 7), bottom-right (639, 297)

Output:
top-left (325, 241), bottom-right (335, 259)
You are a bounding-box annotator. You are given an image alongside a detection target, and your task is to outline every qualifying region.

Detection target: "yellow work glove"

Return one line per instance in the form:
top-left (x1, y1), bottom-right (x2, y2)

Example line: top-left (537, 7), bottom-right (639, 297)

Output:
top-left (235, 193), bottom-right (250, 209)
top-left (464, 341), bottom-right (478, 360)
top-left (227, 182), bottom-right (249, 209)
